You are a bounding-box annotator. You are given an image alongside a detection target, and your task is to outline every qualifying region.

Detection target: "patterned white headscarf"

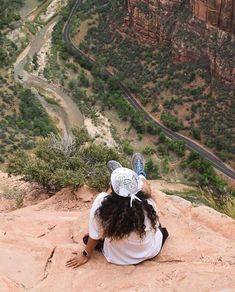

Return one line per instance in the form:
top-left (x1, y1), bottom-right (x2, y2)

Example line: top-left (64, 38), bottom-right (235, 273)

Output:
top-left (111, 168), bottom-right (143, 207)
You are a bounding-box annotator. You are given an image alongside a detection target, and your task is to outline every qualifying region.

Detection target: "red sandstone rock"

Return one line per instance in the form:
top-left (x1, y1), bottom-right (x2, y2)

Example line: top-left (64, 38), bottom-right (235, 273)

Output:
top-left (0, 172), bottom-right (49, 213)
top-left (0, 181), bottom-right (235, 291)
top-left (191, 0), bottom-right (235, 34)
top-left (126, 0), bottom-right (184, 43)
top-left (34, 186), bottom-right (97, 211)
top-left (74, 185), bottom-right (96, 203)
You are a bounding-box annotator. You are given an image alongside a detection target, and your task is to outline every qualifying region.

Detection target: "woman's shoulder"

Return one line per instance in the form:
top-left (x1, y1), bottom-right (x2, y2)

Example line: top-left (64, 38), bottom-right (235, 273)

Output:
top-left (95, 192), bottom-right (109, 200)
top-left (146, 198), bottom-right (157, 211)
top-left (91, 192), bottom-right (109, 210)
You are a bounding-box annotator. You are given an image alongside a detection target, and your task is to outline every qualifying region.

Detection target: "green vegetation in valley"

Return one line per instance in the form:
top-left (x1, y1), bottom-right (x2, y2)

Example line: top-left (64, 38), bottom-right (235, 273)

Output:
top-left (17, 88), bottom-right (57, 135)
top-left (7, 128), bottom-right (129, 191)
top-left (180, 151), bottom-right (235, 199)
top-left (0, 78), bottom-right (57, 164)
top-left (0, 0), bottom-right (57, 165)
top-left (69, 0), bottom-right (234, 167)
top-left (0, 0), bottom-right (23, 29)
top-left (164, 188), bottom-right (235, 219)
top-left (160, 113), bottom-right (183, 131)
top-left (0, 33), bottom-right (19, 67)
top-left (39, 0), bottom-right (234, 212)
top-left (157, 133), bottom-right (186, 157)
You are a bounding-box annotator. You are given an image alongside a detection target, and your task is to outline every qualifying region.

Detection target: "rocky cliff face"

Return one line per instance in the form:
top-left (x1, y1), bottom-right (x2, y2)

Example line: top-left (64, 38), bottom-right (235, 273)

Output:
top-left (125, 0), bottom-right (235, 84)
top-left (126, 0), bottom-right (184, 43)
top-left (191, 0), bottom-right (235, 34)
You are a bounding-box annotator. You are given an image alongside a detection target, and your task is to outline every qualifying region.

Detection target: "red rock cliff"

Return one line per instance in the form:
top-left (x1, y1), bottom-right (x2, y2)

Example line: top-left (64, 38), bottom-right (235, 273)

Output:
top-left (125, 0), bottom-right (235, 84)
top-left (127, 0), bottom-right (235, 37)
top-left (191, 0), bottom-right (235, 34)
top-left (126, 0), bottom-right (184, 43)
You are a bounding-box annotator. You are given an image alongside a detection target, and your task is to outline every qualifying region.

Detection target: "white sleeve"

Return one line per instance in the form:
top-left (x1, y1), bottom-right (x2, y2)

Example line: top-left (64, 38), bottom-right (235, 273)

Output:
top-left (89, 192), bottom-right (108, 240)
top-left (147, 198), bottom-right (157, 212)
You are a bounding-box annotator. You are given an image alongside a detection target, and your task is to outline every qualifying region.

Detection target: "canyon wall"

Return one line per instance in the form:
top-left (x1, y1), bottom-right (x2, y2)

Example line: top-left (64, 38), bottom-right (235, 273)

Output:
top-left (125, 0), bottom-right (235, 84)
top-left (191, 0), bottom-right (235, 34)
top-left (126, 0), bottom-right (184, 42)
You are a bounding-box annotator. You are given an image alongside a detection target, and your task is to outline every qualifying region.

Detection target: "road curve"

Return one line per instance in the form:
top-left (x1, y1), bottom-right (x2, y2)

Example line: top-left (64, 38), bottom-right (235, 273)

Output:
top-left (63, 0), bottom-right (235, 181)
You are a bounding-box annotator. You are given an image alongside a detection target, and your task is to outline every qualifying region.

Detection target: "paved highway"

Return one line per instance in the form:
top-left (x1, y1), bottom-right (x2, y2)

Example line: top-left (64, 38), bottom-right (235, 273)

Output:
top-left (63, 0), bottom-right (235, 181)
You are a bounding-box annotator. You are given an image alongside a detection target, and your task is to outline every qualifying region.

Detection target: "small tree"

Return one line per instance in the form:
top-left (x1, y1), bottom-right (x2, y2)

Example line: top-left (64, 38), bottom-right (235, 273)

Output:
top-left (32, 53), bottom-right (38, 70)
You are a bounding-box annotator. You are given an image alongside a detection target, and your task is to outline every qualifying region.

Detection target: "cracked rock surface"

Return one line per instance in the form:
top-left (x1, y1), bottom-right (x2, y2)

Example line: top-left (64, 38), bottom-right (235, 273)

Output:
top-left (0, 182), bottom-right (235, 291)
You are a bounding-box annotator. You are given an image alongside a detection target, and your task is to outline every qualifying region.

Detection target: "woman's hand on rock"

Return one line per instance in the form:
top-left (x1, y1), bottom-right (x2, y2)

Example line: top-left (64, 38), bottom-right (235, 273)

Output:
top-left (65, 252), bottom-right (89, 269)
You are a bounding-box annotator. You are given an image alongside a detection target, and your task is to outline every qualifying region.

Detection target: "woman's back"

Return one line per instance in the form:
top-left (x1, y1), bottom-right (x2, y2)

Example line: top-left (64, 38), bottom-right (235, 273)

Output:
top-left (89, 192), bottom-right (163, 265)
top-left (66, 160), bottom-right (168, 269)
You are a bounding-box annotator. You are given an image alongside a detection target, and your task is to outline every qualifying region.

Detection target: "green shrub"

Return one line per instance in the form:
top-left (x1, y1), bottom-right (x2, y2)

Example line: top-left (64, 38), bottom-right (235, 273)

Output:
top-left (160, 112), bottom-right (183, 131)
top-left (7, 128), bottom-right (128, 192)
top-left (191, 127), bottom-right (201, 140)
top-left (158, 132), bottom-right (167, 143)
top-left (32, 53), bottom-right (38, 70)
top-left (18, 88), bottom-right (57, 136)
top-left (0, 0), bottom-right (23, 29)
top-left (145, 159), bottom-right (159, 179)
top-left (166, 139), bottom-right (186, 157)
top-left (78, 70), bottom-right (90, 88)
top-left (142, 146), bottom-right (156, 156)
top-left (122, 140), bottom-right (134, 156)
top-left (186, 151), bottom-right (234, 197)
top-left (146, 121), bottom-right (160, 135)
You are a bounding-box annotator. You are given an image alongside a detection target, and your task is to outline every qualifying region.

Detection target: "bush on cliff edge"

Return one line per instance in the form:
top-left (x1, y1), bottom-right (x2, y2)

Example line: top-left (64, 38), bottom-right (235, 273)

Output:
top-left (7, 128), bottom-right (128, 192)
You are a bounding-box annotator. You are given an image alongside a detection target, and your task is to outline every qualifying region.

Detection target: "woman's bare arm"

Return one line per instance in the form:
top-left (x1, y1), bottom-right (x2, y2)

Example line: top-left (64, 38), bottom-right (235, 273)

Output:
top-left (85, 237), bottom-right (99, 254)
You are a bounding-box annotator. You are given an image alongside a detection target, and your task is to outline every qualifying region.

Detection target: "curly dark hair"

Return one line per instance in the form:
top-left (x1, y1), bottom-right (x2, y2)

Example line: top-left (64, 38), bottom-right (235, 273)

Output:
top-left (95, 190), bottom-right (158, 240)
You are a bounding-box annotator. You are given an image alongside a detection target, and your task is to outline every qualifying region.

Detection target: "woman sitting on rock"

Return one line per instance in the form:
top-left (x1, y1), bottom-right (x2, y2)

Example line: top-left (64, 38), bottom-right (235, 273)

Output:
top-left (66, 153), bottom-right (168, 268)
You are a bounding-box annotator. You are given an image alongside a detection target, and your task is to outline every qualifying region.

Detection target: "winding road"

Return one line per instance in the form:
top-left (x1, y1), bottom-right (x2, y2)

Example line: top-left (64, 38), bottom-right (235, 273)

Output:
top-left (63, 0), bottom-right (235, 181)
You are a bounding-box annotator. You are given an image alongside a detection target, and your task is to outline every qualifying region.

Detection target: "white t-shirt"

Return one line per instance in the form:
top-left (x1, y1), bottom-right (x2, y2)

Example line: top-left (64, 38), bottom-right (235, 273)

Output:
top-left (89, 192), bottom-right (163, 265)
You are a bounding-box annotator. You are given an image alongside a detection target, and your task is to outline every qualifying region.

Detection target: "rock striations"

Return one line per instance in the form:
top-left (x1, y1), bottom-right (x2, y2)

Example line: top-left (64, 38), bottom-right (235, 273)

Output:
top-left (191, 0), bottom-right (235, 34)
top-left (126, 0), bottom-right (183, 42)
top-left (0, 181), bottom-right (235, 291)
top-left (125, 0), bottom-right (235, 84)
